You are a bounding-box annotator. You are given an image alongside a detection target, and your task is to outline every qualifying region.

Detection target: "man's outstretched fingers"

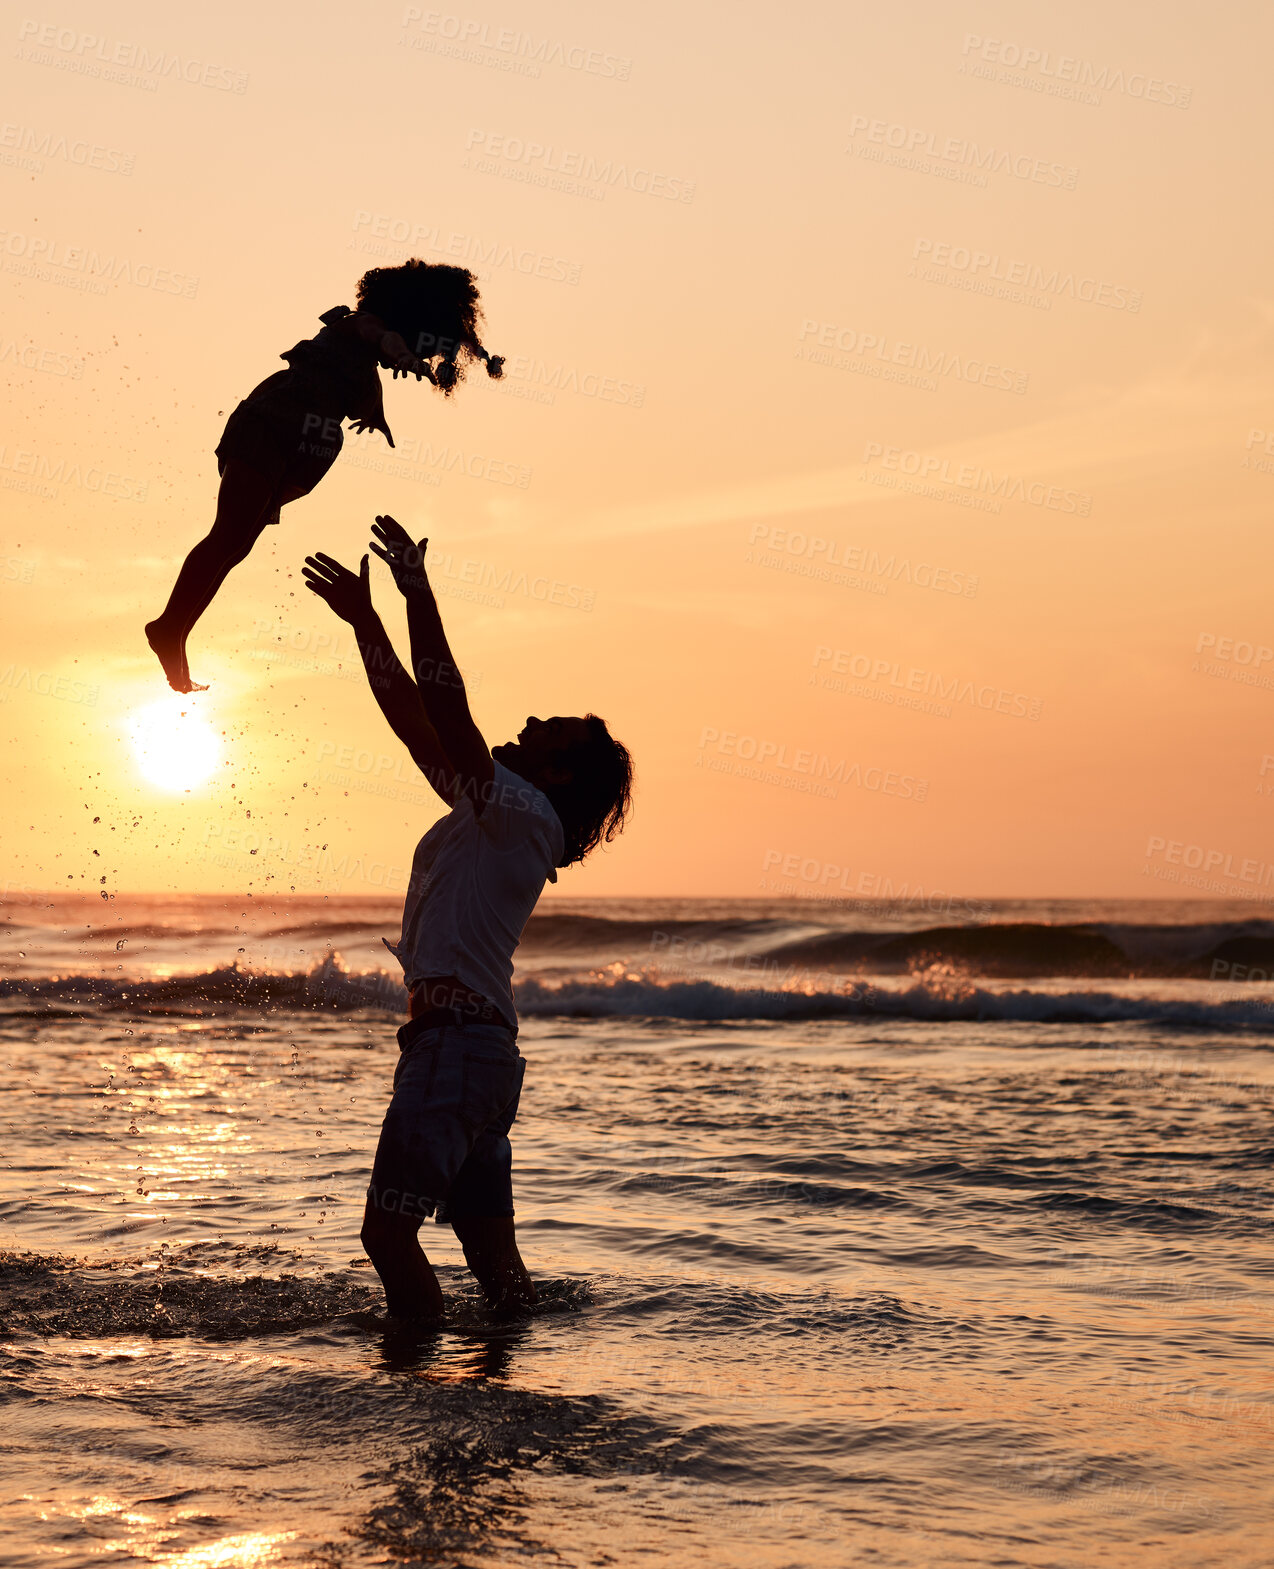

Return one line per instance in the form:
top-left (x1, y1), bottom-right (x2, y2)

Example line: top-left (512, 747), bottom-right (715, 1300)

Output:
top-left (373, 516), bottom-right (416, 549)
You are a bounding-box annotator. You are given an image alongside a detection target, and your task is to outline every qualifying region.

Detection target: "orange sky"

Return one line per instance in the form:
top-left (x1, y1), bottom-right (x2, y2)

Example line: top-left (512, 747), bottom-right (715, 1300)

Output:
top-left (2, 0), bottom-right (1272, 901)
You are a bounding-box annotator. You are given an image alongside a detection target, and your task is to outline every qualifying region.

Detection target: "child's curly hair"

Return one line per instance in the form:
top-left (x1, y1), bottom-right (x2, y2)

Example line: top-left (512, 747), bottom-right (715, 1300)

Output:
top-left (355, 260), bottom-right (504, 395)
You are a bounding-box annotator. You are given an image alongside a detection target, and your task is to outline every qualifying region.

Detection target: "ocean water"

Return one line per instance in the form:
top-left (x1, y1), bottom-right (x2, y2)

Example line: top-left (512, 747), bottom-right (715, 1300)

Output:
top-left (1, 892), bottom-right (1272, 1567)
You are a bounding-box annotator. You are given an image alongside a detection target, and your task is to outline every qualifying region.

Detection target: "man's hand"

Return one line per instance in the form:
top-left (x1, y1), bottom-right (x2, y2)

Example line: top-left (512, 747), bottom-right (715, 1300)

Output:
top-left (370, 514), bottom-right (430, 598)
top-left (302, 551), bottom-right (374, 625)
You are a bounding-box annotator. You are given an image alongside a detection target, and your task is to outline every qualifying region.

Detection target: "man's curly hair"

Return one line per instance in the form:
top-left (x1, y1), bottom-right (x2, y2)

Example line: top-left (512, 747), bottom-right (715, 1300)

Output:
top-left (549, 716), bottom-right (634, 867)
top-left (355, 260), bottom-right (504, 394)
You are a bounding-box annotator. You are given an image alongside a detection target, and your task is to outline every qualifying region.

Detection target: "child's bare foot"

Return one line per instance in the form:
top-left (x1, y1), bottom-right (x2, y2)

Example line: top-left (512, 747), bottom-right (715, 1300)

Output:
top-left (145, 620), bottom-right (204, 693)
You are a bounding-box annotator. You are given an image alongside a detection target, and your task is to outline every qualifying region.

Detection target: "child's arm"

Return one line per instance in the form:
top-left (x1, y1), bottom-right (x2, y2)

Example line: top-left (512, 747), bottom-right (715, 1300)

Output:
top-left (348, 375), bottom-right (396, 447)
top-left (351, 312), bottom-right (433, 381)
top-left (301, 551), bottom-right (482, 804)
top-left (368, 515), bottom-right (493, 796)
top-left (343, 314), bottom-right (431, 446)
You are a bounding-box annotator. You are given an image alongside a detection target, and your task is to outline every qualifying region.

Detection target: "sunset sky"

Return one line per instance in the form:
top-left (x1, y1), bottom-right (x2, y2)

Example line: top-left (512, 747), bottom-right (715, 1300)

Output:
top-left (2, 0), bottom-right (1271, 901)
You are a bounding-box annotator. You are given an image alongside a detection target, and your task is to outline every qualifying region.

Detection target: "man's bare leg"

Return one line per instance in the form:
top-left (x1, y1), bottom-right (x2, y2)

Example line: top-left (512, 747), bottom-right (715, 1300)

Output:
top-left (452, 1216), bottom-right (537, 1313)
top-left (361, 1198), bottom-right (446, 1320)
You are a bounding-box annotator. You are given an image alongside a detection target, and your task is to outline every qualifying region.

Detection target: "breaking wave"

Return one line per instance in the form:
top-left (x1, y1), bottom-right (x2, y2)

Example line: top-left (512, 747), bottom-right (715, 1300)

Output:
top-left (3, 953), bottom-right (1273, 1029)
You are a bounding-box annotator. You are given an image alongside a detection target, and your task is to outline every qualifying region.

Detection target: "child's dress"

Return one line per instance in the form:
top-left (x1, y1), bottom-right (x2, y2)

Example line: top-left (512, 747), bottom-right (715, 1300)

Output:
top-left (214, 305), bottom-right (395, 517)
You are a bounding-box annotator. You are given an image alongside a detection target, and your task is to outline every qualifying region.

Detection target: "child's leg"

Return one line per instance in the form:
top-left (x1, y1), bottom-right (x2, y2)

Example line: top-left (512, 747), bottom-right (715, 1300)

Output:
top-left (146, 461), bottom-right (281, 691)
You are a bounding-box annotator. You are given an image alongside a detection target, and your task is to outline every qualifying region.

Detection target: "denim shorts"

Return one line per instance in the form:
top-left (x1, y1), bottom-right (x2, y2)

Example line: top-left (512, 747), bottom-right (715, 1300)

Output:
top-left (367, 1019), bottom-right (525, 1224)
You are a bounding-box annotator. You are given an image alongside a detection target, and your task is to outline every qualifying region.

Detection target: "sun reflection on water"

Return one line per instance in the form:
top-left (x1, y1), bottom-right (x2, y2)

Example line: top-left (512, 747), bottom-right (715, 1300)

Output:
top-left (155, 1529), bottom-right (299, 1567)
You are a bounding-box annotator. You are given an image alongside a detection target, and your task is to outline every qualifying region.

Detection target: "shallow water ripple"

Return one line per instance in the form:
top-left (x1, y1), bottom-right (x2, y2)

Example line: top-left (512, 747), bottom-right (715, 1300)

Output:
top-left (0, 1003), bottom-right (1271, 1565)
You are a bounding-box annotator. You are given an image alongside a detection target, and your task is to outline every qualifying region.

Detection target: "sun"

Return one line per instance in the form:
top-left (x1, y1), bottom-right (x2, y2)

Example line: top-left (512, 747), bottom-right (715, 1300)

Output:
top-left (128, 695), bottom-right (221, 793)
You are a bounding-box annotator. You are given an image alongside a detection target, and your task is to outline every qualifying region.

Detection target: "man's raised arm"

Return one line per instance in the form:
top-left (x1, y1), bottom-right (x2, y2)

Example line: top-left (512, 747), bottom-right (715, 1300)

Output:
top-left (301, 550), bottom-right (478, 804)
top-left (369, 516), bottom-right (494, 800)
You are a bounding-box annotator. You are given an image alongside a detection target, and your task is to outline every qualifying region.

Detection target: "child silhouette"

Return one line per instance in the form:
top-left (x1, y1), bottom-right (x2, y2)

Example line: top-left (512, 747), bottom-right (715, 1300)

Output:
top-left (145, 260), bottom-right (504, 692)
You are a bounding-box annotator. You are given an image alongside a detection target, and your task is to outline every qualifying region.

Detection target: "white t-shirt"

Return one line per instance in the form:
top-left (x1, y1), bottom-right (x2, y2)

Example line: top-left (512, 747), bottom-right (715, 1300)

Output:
top-left (384, 761), bottom-right (564, 1026)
